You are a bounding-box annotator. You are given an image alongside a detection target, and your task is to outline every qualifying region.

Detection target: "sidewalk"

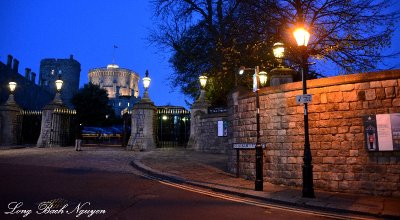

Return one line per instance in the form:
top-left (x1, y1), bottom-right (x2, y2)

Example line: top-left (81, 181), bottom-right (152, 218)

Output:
top-left (132, 148), bottom-right (400, 219)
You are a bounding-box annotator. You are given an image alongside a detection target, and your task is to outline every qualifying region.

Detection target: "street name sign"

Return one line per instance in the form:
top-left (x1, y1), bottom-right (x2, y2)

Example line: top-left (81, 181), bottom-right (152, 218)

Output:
top-left (233, 143), bottom-right (266, 149)
top-left (296, 94), bottom-right (313, 104)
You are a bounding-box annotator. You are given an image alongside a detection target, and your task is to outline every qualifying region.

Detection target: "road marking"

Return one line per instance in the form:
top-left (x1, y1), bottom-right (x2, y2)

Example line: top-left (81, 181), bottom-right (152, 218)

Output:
top-left (139, 173), bottom-right (377, 220)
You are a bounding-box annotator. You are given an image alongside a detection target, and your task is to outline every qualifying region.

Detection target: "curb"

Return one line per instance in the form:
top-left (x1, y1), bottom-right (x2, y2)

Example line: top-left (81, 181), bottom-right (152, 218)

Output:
top-left (131, 157), bottom-right (398, 220)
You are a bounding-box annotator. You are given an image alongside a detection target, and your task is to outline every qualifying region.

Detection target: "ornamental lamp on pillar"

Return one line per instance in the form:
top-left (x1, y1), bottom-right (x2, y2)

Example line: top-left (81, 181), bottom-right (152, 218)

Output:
top-left (142, 70), bottom-right (151, 101)
top-left (197, 74), bottom-right (207, 102)
top-left (258, 71), bottom-right (268, 87)
top-left (53, 78), bottom-right (64, 104)
top-left (5, 81), bottom-right (17, 105)
top-left (270, 42), bottom-right (295, 86)
top-left (9, 82), bottom-right (16, 94)
top-left (293, 26), bottom-right (314, 198)
top-left (272, 42), bottom-right (285, 67)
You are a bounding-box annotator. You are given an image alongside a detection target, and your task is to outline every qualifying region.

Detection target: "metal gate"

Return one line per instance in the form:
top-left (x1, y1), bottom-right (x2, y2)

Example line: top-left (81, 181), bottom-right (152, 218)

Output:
top-left (16, 110), bottom-right (42, 145)
top-left (157, 106), bottom-right (190, 148)
top-left (49, 108), bottom-right (76, 147)
top-left (122, 109), bottom-right (131, 147)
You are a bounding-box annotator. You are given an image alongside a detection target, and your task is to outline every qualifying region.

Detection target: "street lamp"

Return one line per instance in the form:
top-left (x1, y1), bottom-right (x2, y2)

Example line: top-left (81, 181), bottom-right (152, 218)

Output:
top-left (9, 82), bottom-right (17, 94)
top-left (55, 79), bottom-right (63, 92)
top-left (293, 26), bottom-right (315, 198)
top-left (238, 66), bottom-right (267, 191)
top-left (142, 70), bottom-right (151, 100)
top-left (197, 74), bottom-right (208, 102)
top-left (53, 77), bottom-right (64, 104)
top-left (273, 42), bottom-right (285, 67)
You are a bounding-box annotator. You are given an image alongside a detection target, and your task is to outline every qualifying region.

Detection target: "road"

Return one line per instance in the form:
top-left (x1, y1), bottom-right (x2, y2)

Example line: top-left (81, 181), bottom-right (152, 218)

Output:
top-left (0, 147), bottom-right (361, 220)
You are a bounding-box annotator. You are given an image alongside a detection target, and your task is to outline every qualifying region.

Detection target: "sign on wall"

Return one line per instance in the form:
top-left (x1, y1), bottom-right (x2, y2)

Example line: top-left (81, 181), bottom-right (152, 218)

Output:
top-left (363, 114), bottom-right (400, 151)
top-left (217, 120), bottom-right (228, 137)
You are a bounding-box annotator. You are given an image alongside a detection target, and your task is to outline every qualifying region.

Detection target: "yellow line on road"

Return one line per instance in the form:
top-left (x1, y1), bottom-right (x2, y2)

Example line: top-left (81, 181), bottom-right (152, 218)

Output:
top-left (140, 173), bottom-right (378, 220)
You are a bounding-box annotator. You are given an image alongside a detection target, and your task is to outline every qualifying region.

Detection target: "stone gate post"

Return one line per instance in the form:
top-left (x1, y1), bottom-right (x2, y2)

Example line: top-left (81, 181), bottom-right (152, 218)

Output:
top-left (187, 92), bottom-right (210, 150)
top-left (0, 94), bottom-right (21, 146)
top-left (127, 99), bottom-right (157, 151)
top-left (37, 92), bottom-right (68, 147)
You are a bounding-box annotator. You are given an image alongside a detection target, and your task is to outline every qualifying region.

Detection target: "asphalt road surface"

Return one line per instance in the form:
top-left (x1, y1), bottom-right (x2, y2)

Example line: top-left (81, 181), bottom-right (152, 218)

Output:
top-left (0, 147), bottom-right (356, 220)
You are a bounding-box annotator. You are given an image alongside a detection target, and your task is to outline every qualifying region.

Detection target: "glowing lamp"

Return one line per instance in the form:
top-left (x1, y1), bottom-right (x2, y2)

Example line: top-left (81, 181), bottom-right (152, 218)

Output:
top-left (258, 71), bottom-right (268, 87)
top-left (273, 42), bottom-right (285, 59)
top-left (293, 27), bottom-right (310, 46)
top-left (199, 75), bottom-right (208, 89)
top-left (9, 82), bottom-right (17, 93)
top-left (143, 76), bottom-right (151, 89)
top-left (55, 79), bottom-right (63, 92)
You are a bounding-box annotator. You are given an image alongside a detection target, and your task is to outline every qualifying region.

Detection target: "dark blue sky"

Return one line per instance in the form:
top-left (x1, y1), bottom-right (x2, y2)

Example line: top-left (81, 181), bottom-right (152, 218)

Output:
top-left (1, 0), bottom-right (399, 108)
top-left (0, 0), bottom-right (187, 108)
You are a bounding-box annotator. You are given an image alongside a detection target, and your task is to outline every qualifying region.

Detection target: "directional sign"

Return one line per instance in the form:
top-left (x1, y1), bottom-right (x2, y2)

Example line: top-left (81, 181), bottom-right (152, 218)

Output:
top-left (252, 73), bottom-right (258, 92)
top-left (233, 143), bottom-right (266, 149)
top-left (296, 94), bottom-right (313, 104)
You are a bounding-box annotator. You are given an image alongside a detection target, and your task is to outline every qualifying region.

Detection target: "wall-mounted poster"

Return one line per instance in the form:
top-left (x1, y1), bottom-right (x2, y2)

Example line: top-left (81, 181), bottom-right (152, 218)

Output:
top-left (217, 120), bottom-right (228, 137)
top-left (364, 114), bottom-right (400, 151)
top-left (364, 115), bottom-right (379, 151)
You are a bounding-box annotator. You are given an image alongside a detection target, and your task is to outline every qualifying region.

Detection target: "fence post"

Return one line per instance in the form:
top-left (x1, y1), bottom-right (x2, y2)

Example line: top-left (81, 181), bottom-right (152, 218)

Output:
top-left (0, 94), bottom-right (21, 146)
top-left (127, 99), bottom-right (157, 151)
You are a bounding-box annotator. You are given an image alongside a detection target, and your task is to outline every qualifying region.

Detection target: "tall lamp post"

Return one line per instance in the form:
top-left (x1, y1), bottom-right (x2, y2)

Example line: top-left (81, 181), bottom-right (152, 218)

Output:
top-left (238, 66), bottom-right (267, 191)
top-left (197, 75), bottom-right (208, 102)
top-left (142, 70), bottom-right (151, 101)
top-left (7, 81), bottom-right (17, 104)
top-left (54, 77), bottom-right (64, 104)
top-left (293, 27), bottom-right (315, 198)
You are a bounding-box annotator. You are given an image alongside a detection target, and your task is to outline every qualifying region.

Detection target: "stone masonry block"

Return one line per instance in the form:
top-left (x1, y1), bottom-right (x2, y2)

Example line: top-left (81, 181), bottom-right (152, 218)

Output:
top-left (320, 93), bottom-right (327, 103)
top-left (349, 150), bottom-right (359, 157)
top-left (355, 82), bottom-right (370, 90)
top-left (385, 87), bottom-right (396, 98)
top-left (365, 89), bottom-right (376, 100)
top-left (339, 84), bottom-right (354, 91)
top-left (338, 103), bottom-right (350, 111)
top-left (338, 126), bottom-right (349, 133)
top-left (393, 98), bottom-right (400, 107)
top-left (342, 91), bottom-right (358, 102)
top-left (375, 88), bottom-right (385, 100)
top-left (357, 91), bottom-right (366, 101)
top-left (381, 79), bottom-right (397, 87)
top-left (323, 157), bottom-right (335, 164)
top-left (349, 101), bottom-right (363, 110)
top-left (370, 81), bottom-right (382, 88)
top-left (327, 91), bottom-right (343, 103)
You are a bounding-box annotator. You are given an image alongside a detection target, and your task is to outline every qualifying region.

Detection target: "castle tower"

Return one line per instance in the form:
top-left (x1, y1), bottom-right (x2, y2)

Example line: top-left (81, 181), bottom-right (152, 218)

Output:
top-left (39, 55), bottom-right (81, 108)
top-left (88, 64), bottom-right (140, 117)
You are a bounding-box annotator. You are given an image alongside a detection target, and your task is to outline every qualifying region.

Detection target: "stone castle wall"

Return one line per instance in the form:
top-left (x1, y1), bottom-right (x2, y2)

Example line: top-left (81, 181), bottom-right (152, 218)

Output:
top-left (0, 56), bottom-right (53, 110)
top-left (39, 55), bottom-right (81, 108)
top-left (190, 110), bottom-right (229, 153)
top-left (227, 70), bottom-right (400, 197)
top-left (88, 67), bottom-right (139, 99)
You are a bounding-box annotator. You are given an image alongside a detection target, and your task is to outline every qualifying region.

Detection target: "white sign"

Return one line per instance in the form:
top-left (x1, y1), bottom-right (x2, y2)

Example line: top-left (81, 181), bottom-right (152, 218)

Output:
top-left (233, 143), bottom-right (266, 149)
top-left (253, 73), bottom-right (258, 92)
top-left (296, 94), bottom-right (313, 104)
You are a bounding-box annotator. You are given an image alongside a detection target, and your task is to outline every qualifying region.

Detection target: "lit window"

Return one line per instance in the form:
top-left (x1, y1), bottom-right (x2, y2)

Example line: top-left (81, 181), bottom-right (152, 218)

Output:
top-left (118, 102), bottom-right (121, 106)
top-left (127, 103), bottom-right (130, 107)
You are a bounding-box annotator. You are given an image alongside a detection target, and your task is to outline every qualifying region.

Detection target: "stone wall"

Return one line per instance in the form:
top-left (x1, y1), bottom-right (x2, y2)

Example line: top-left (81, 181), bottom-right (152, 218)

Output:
top-left (0, 58), bottom-right (53, 110)
top-left (194, 112), bottom-right (229, 153)
top-left (228, 70), bottom-right (400, 197)
top-left (39, 55), bottom-right (81, 108)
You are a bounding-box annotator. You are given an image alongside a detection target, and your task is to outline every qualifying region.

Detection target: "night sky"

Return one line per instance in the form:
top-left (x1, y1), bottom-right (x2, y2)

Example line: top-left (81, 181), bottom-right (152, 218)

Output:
top-left (0, 0), bottom-right (187, 108)
top-left (1, 0), bottom-right (399, 109)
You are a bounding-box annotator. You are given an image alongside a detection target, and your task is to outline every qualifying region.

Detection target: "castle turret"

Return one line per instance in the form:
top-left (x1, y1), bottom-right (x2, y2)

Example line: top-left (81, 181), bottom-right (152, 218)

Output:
top-left (39, 55), bottom-right (81, 108)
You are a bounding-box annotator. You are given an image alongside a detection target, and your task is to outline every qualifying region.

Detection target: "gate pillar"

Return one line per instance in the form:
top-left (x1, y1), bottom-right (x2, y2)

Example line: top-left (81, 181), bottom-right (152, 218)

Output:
top-left (187, 95), bottom-right (210, 150)
top-left (0, 94), bottom-right (21, 146)
top-left (37, 93), bottom-right (68, 147)
top-left (127, 99), bottom-right (157, 151)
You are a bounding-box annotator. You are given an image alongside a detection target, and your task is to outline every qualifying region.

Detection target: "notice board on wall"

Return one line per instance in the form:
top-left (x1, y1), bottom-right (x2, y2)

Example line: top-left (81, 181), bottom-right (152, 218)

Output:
top-left (363, 114), bottom-right (400, 151)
